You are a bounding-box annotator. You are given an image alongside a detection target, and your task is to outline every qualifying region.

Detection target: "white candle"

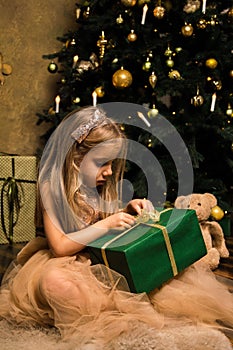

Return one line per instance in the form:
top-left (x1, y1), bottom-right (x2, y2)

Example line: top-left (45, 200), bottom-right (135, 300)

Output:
top-left (210, 93), bottom-right (216, 112)
top-left (55, 95), bottom-right (60, 113)
top-left (141, 4), bottom-right (148, 25)
top-left (92, 91), bottom-right (97, 107)
top-left (72, 55), bottom-right (79, 68)
top-left (202, 0), bottom-right (207, 14)
top-left (101, 31), bottom-right (105, 38)
top-left (137, 111), bottom-right (151, 127)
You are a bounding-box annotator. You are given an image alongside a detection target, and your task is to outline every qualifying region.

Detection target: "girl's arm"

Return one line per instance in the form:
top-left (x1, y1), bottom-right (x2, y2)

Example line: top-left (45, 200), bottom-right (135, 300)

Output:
top-left (43, 209), bottom-right (136, 257)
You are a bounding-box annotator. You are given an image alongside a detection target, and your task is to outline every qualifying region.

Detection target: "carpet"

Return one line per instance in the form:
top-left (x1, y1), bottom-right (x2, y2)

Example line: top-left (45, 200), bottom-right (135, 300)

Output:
top-left (0, 319), bottom-right (232, 350)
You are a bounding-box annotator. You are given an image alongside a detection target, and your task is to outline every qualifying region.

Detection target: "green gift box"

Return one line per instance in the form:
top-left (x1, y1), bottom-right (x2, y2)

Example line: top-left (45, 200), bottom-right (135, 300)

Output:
top-left (0, 155), bottom-right (38, 244)
top-left (88, 208), bottom-right (207, 293)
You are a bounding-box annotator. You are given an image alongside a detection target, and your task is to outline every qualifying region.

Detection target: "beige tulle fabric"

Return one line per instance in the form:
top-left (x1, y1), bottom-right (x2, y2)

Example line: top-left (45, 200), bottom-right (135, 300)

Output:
top-left (0, 237), bottom-right (233, 346)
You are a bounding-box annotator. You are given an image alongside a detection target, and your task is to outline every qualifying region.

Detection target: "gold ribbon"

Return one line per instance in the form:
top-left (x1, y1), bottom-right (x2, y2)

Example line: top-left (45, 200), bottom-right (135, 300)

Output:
top-left (100, 208), bottom-right (178, 286)
top-left (144, 222), bottom-right (178, 277)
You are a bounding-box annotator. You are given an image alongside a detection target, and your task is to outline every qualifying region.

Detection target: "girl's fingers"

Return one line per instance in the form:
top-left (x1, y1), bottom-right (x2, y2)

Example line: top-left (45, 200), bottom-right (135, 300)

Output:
top-left (142, 199), bottom-right (154, 211)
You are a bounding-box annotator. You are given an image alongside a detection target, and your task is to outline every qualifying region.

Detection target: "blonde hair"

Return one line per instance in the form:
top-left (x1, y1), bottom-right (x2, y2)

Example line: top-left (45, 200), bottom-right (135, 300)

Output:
top-left (63, 108), bottom-right (127, 227)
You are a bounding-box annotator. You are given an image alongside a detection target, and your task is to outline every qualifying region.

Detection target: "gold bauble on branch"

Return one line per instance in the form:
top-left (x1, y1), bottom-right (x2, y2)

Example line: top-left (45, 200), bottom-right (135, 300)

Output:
top-left (149, 71), bottom-right (157, 88)
top-left (212, 79), bottom-right (222, 91)
top-left (226, 103), bottom-right (233, 117)
top-left (112, 67), bottom-right (133, 89)
top-left (191, 94), bottom-right (204, 107)
top-left (127, 30), bottom-right (137, 42)
top-left (175, 47), bottom-right (182, 53)
top-left (153, 6), bottom-right (166, 19)
top-left (168, 69), bottom-right (181, 80)
top-left (205, 58), bottom-right (218, 69)
top-left (191, 85), bottom-right (204, 107)
top-left (164, 44), bottom-right (173, 57)
top-left (47, 61), bottom-right (58, 73)
top-left (209, 15), bottom-right (219, 26)
top-left (73, 97), bottom-right (81, 104)
top-left (197, 18), bottom-right (207, 29)
top-left (166, 57), bottom-right (174, 68)
top-left (142, 57), bottom-right (151, 71)
top-left (148, 105), bottom-right (159, 118)
top-left (95, 86), bottom-right (105, 98)
top-left (210, 205), bottom-right (225, 221)
top-left (116, 14), bottom-right (124, 24)
top-left (181, 23), bottom-right (194, 37)
top-left (48, 107), bottom-right (56, 115)
top-left (121, 0), bottom-right (137, 7)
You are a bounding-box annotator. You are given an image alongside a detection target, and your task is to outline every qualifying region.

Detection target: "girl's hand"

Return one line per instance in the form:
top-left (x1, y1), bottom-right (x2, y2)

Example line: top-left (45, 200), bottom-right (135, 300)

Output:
top-left (96, 212), bottom-right (136, 230)
top-left (123, 199), bottom-right (154, 215)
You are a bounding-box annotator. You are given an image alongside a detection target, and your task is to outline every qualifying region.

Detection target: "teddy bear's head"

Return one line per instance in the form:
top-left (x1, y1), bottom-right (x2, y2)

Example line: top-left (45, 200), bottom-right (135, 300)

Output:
top-left (174, 193), bottom-right (217, 222)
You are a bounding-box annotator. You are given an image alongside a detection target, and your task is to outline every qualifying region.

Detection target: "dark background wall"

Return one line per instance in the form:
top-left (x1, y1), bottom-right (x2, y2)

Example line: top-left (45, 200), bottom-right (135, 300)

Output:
top-left (0, 0), bottom-right (77, 155)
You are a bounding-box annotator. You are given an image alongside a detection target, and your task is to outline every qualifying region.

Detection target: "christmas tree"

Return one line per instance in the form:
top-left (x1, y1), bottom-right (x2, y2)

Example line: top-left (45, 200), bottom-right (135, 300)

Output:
top-left (37, 0), bottom-right (233, 205)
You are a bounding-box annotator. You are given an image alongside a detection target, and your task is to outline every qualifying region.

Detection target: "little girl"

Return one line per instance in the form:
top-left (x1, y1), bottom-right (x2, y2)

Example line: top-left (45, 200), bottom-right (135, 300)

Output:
top-left (0, 106), bottom-right (232, 348)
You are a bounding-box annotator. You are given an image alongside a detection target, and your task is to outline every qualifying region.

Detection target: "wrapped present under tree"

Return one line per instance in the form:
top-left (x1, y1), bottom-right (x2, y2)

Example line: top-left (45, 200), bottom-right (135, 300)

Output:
top-left (0, 155), bottom-right (38, 244)
top-left (88, 208), bottom-right (207, 293)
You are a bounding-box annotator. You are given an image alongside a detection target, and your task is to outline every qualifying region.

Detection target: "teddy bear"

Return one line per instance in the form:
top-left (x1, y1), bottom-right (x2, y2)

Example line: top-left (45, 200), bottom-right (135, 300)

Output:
top-left (174, 192), bottom-right (229, 270)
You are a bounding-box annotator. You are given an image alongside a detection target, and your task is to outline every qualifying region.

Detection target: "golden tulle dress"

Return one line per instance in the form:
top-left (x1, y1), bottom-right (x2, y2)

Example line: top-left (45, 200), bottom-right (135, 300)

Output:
top-left (0, 235), bottom-right (233, 347)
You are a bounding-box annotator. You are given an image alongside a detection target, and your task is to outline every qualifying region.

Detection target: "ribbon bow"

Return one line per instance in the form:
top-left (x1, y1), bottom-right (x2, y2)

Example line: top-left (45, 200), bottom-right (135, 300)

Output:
top-left (135, 209), bottom-right (161, 224)
top-left (1, 177), bottom-right (24, 243)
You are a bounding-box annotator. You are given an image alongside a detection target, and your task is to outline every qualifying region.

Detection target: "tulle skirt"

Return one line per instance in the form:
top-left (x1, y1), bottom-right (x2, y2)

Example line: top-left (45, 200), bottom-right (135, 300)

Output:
top-left (0, 237), bottom-right (233, 346)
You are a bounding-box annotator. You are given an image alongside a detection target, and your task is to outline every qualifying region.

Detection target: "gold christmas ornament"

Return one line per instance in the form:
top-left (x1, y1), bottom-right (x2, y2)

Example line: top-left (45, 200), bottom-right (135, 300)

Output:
top-left (48, 107), bottom-right (56, 115)
top-left (112, 67), bottom-right (133, 89)
top-left (208, 16), bottom-right (219, 26)
top-left (48, 61), bottom-right (58, 73)
top-left (183, 0), bottom-right (201, 13)
top-left (175, 47), bottom-right (182, 53)
top-left (226, 103), bottom-right (233, 117)
top-left (149, 71), bottom-right (157, 88)
top-left (153, 6), bottom-right (166, 19)
top-left (127, 30), bottom-right (137, 42)
top-left (73, 97), bottom-right (81, 104)
top-left (121, 0), bottom-right (137, 6)
top-left (148, 105), bottom-right (159, 118)
top-left (164, 44), bottom-right (173, 57)
top-left (168, 69), bottom-right (181, 80)
top-left (229, 70), bottom-right (233, 79)
top-left (116, 14), bottom-right (124, 24)
top-left (192, 94), bottom-right (204, 107)
top-left (205, 58), bottom-right (218, 69)
top-left (191, 87), bottom-right (204, 107)
top-left (166, 57), bottom-right (174, 68)
top-left (142, 57), bottom-right (151, 71)
top-left (181, 23), bottom-right (194, 37)
top-left (212, 79), bottom-right (222, 91)
top-left (95, 86), bottom-right (105, 98)
top-left (210, 205), bottom-right (224, 221)
top-left (97, 31), bottom-right (108, 62)
top-left (197, 18), bottom-right (207, 29)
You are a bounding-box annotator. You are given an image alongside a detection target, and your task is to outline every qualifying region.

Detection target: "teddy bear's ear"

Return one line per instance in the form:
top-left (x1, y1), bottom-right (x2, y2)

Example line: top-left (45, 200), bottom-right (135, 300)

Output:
top-left (203, 193), bottom-right (217, 208)
top-left (174, 195), bottom-right (190, 209)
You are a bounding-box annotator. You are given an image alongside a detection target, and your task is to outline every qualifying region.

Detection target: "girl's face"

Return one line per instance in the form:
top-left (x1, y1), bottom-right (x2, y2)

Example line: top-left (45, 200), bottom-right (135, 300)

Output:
top-left (79, 141), bottom-right (123, 188)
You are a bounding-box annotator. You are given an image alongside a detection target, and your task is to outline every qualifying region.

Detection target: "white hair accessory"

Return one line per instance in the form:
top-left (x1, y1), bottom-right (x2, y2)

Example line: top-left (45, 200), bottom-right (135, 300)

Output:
top-left (71, 109), bottom-right (107, 143)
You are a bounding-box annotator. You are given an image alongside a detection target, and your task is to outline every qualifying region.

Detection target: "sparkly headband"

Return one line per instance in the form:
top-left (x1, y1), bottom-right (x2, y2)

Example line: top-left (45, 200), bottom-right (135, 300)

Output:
top-left (71, 109), bottom-right (107, 143)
